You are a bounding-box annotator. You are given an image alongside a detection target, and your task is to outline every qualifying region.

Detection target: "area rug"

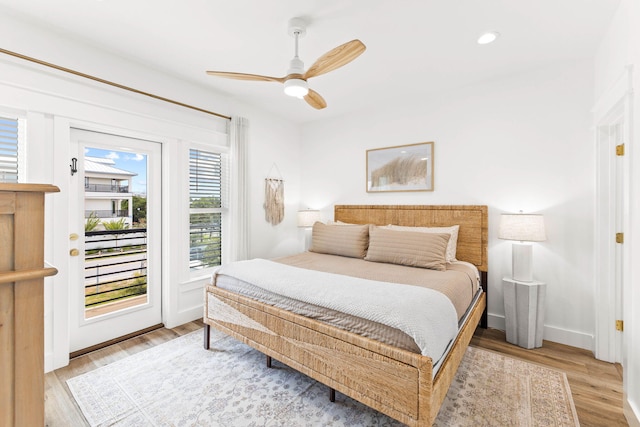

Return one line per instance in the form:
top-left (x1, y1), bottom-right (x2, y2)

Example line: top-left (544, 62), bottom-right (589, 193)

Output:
top-left (67, 329), bottom-right (580, 426)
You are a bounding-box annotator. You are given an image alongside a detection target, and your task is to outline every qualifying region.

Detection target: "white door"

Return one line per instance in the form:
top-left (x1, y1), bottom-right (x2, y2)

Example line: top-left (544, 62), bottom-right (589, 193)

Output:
top-left (69, 128), bottom-right (162, 352)
top-left (595, 106), bottom-right (626, 363)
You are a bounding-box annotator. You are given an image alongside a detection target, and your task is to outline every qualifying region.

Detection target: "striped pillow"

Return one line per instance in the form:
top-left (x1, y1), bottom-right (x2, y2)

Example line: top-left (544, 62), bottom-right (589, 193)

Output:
top-left (387, 224), bottom-right (460, 263)
top-left (364, 225), bottom-right (449, 271)
top-left (310, 222), bottom-right (369, 258)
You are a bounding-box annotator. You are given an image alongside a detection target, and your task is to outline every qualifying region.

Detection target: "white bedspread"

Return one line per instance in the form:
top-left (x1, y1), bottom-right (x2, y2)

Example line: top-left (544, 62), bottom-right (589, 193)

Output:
top-left (214, 258), bottom-right (458, 363)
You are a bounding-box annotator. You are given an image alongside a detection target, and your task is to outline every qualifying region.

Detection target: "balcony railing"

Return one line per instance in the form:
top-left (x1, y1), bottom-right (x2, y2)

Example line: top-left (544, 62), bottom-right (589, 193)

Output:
top-left (84, 228), bottom-right (147, 316)
top-left (85, 183), bottom-right (130, 193)
top-left (85, 210), bottom-right (129, 218)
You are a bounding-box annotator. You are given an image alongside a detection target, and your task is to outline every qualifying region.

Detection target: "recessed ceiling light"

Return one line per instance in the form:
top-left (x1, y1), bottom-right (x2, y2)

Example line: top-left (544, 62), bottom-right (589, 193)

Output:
top-left (477, 31), bottom-right (500, 45)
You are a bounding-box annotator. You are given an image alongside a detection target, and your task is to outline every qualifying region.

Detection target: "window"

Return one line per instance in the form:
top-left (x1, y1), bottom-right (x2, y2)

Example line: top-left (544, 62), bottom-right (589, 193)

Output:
top-left (0, 116), bottom-right (22, 183)
top-left (189, 148), bottom-right (225, 270)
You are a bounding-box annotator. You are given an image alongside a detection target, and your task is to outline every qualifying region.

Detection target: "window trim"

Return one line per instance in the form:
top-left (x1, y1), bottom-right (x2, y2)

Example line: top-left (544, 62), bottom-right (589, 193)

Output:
top-left (187, 143), bottom-right (228, 277)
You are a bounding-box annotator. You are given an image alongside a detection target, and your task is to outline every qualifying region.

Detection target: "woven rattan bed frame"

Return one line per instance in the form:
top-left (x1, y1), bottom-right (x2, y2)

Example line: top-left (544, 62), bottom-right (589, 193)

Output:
top-left (204, 205), bottom-right (488, 426)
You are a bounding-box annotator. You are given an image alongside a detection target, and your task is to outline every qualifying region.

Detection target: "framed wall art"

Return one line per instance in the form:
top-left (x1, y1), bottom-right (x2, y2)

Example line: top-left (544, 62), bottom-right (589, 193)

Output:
top-left (366, 142), bottom-right (434, 192)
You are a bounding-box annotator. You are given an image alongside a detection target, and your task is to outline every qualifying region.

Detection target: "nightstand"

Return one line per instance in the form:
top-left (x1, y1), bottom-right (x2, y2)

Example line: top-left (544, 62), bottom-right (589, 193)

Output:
top-left (503, 277), bottom-right (546, 349)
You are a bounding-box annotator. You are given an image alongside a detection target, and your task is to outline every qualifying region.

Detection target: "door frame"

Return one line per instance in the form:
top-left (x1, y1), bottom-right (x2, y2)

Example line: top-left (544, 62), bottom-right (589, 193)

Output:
top-left (594, 66), bottom-right (632, 363)
top-left (67, 128), bottom-right (163, 352)
top-left (50, 118), bottom-right (168, 367)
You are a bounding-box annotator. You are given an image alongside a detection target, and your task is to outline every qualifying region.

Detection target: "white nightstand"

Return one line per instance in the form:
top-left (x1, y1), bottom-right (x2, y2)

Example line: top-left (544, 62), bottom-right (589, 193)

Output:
top-left (503, 277), bottom-right (546, 349)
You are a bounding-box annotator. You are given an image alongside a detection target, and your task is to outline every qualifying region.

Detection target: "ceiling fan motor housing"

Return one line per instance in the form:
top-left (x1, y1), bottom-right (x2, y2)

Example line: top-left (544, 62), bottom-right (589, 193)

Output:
top-left (284, 50), bottom-right (308, 98)
top-left (287, 57), bottom-right (305, 75)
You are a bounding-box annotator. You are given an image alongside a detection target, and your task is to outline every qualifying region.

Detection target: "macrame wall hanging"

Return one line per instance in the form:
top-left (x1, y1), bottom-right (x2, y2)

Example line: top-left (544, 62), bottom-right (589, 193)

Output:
top-left (264, 164), bottom-right (284, 225)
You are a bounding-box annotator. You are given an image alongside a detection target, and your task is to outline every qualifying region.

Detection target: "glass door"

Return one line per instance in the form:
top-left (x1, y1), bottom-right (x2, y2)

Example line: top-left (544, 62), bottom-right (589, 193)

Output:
top-left (69, 128), bottom-right (162, 352)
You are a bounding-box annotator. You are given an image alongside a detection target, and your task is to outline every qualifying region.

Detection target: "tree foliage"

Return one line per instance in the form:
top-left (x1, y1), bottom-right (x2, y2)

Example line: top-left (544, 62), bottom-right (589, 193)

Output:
top-left (102, 217), bottom-right (129, 230)
top-left (190, 196), bottom-right (221, 209)
top-left (132, 195), bottom-right (147, 224)
top-left (85, 211), bottom-right (100, 232)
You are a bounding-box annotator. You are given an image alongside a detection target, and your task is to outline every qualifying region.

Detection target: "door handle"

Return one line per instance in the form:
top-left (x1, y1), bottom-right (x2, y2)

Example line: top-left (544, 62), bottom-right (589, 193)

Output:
top-left (70, 248), bottom-right (80, 256)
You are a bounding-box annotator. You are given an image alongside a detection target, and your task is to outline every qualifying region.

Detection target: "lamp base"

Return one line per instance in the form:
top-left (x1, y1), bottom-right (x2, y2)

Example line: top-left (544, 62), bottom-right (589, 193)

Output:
top-left (512, 242), bottom-right (533, 282)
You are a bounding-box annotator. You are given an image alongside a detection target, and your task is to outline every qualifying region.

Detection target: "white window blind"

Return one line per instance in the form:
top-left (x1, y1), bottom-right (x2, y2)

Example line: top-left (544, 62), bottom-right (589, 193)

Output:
top-left (0, 116), bottom-right (19, 183)
top-left (189, 148), bottom-right (225, 270)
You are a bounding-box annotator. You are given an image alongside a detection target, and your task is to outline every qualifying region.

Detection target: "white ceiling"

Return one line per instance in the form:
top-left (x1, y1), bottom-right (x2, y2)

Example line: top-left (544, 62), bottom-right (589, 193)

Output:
top-left (0, 0), bottom-right (621, 123)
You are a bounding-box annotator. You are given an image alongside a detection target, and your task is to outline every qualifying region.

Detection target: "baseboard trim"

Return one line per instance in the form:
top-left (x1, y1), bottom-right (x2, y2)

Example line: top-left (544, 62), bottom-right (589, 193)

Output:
top-left (543, 324), bottom-right (594, 352)
top-left (164, 306), bottom-right (203, 329)
top-left (625, 397), bottom-right (640, 427)
top-left (45, 352), bottom-right (54, 373)
top-left (487, 313), bottom-right (594, 352)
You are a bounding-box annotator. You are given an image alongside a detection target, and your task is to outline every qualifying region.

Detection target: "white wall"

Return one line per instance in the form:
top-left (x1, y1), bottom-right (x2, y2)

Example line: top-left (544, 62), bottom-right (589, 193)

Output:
top-left (301, 60), bottom-right (596, 350)
top-left (232, 101), bottom-right (304, 260)
top-left (595, 0), bottom-right (640, 424)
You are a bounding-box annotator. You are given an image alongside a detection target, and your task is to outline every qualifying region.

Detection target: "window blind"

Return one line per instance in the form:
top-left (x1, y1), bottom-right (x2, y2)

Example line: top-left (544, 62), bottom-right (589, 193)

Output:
top-left (0, 116), bottom-right (19, 183)
top-left (189, 148), bottom-right (225, 270)
top-left (189, 149), bottom-right (222, 208)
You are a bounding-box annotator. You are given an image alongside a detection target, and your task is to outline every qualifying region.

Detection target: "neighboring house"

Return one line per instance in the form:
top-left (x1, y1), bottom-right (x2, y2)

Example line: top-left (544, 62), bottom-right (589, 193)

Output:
top-left (84, 156), bottom-right (136, 228)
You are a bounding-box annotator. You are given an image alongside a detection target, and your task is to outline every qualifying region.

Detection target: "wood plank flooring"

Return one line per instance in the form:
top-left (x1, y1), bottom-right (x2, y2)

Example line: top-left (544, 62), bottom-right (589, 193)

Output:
top-left (45, 322), bottom-right (627, 426)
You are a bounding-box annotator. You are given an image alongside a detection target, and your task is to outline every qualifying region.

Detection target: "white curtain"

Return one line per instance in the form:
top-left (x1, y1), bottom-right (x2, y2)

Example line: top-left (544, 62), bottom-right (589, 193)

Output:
top-left (229, 116), bottom-right (249, 261)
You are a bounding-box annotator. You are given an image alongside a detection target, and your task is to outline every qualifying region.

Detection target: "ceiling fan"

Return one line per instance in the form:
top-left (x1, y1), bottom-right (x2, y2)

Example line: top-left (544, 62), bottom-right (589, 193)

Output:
top-left (206, 18), bottom-right (366, 110)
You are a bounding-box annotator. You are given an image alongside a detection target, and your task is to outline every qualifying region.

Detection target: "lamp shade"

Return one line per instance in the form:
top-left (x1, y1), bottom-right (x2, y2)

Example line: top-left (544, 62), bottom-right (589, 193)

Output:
top-left (297, 210), bottom-right (321, 227)
top-left (498, 213), bottom-right (546, 242)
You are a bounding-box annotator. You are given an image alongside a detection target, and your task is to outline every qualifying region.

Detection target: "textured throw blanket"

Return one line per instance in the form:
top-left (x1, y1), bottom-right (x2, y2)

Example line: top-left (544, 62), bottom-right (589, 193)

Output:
top-left (215, 259), bottom-right (458, 362)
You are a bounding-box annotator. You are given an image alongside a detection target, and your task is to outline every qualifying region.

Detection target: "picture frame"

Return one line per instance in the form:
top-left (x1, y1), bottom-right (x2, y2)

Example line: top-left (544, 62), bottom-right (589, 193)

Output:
top-left (366, 142), bottom-right (434, 192)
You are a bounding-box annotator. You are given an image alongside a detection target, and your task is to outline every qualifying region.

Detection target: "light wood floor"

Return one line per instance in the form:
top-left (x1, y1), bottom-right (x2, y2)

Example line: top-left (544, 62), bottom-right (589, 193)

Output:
top-left (45, 322), bottom-right (628, 426)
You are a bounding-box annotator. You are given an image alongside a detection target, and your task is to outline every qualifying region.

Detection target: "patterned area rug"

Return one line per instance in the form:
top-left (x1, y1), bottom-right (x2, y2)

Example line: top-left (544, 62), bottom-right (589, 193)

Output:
top-left (68, 329), bottom-right (580, 426)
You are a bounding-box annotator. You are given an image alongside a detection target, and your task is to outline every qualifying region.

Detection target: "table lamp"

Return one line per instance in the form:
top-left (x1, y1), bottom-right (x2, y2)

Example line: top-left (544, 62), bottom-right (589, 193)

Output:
top-left (498, 213), bottom-right (546, 282)
top-left (297, 209), bottom-right (321, 250)
top-left (297, 209), bottom-right (321, 228)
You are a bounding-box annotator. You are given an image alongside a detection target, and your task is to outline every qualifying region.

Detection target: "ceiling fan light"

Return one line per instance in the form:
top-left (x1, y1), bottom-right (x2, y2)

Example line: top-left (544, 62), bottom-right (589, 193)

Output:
top-left (284, 78), bottom-right (309, 98)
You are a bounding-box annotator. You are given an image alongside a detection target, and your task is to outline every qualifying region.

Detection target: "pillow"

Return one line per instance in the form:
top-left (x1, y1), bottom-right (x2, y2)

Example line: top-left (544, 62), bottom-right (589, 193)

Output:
top-left (387, 224), bottom-right (460, 263)
top-left (310, 222), bottom-right (369, 258)
top-left (364, 225), bottom-right (449, 271)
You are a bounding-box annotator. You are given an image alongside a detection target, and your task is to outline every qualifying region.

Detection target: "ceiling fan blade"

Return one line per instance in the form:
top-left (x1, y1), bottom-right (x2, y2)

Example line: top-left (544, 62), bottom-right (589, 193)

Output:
top-left (206, 71), bottom-right (285, 83)
top-left (304, 39), bottom-right (366, 80)
top-left (304, 89), bottom-right (327, 110)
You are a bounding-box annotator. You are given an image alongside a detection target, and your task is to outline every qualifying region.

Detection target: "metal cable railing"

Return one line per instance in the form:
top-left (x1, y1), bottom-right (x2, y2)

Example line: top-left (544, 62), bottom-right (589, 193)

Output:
top-left (84, 228), bottom-right (147, 309)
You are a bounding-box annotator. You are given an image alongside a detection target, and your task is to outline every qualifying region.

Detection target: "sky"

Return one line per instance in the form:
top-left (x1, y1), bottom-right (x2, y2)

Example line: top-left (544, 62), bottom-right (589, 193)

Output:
top-left (85, 147), bottom-right (147, 195)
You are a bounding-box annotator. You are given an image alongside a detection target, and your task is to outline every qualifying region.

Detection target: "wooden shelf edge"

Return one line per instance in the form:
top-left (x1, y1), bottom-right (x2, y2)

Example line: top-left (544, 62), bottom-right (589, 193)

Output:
top-left (0, 183), bottom-right (60, 193)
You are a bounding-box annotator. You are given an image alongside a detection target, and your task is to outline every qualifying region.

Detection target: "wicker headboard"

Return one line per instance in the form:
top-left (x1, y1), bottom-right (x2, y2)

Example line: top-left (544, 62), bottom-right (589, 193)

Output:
top-left (334, 205), bottom-right (488, 273)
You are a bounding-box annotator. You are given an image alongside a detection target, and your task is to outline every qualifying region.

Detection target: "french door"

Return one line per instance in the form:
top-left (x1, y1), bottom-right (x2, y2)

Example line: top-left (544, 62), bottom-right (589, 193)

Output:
top-left (68, 128), bottom-right (162, 352)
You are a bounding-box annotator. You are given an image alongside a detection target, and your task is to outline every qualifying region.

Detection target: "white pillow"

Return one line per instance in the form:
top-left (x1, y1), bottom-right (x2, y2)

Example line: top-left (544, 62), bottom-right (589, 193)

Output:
top-left (386, 224), bottom-right (460, 263)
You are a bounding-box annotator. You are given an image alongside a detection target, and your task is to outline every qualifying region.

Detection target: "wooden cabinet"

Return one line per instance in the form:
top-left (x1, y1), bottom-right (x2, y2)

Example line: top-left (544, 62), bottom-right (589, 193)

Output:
top-left (0, 183), bottom-right (59, 427)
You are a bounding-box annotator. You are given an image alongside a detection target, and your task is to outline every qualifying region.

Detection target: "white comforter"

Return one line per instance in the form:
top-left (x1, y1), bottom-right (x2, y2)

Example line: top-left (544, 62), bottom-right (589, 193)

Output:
top-left (215, 258), bottom-right (458, 363)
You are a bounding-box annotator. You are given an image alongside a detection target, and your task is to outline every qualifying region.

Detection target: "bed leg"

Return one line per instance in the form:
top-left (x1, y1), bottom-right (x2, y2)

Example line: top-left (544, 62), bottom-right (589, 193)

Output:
top-left (204, 324), bottom-right (210, 350)
top-left (480, 271), bottom-right (488, 329)
top-left (266, 355), bottom-right (272, 368)
top-left (329, 388), bottom-right (336, 402)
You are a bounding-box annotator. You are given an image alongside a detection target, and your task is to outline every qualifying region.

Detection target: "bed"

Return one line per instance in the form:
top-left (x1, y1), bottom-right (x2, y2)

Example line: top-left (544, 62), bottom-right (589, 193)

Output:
top-left (203, 204), bottom-right (488, 426)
